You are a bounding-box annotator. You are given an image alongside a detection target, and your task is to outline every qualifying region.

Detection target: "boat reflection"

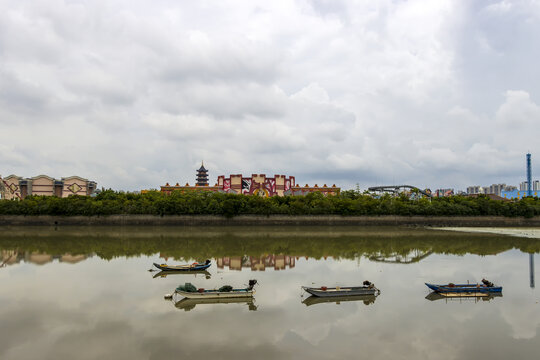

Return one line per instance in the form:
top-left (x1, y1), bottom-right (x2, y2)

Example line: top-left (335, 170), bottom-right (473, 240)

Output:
top-left (425, 292), bottom-right (503, 302)
top-left (172, 297), bottom-right (257, 311)
top-left (152, 270), bottom-right (211, 279)
top-left (302, 294), bottom-right (377, 307)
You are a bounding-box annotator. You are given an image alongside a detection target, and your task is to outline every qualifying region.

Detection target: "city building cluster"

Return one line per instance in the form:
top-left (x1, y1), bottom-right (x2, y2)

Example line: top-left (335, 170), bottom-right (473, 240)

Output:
top-left (159, 163), bottom-right (340, 197)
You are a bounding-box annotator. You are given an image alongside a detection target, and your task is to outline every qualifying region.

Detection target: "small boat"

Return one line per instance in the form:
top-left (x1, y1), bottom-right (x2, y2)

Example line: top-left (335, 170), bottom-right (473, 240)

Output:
top-left (173, 297), bottom-right (257, 311)
top-left (302, 280), bottom-right (380, 297)
top-left (425, 279), bottom-right (502, 294)
top-left (153, 259), bottom-right (211, 272)
top-left (153, 270), bottom-right (211, 279)
top-left (175, 280), bottom-right (257, 299)
top-left (302, 294), bottom-right (377, 306)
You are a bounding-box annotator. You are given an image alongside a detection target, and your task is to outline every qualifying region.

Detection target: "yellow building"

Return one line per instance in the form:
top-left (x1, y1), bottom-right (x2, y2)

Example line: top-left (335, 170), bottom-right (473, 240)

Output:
top-left (0, 174), bottom-right (97, 200)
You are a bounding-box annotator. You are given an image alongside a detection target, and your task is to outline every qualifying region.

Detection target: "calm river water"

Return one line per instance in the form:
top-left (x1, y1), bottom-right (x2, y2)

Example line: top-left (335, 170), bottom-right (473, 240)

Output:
top-left (1, 226), bottom-right (539, 360)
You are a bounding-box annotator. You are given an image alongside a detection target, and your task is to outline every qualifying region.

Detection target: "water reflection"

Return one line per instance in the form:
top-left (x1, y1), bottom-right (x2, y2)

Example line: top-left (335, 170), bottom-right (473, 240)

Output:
top-left (1, 226), bottom-right (539, 360)
top-left (1, 249), bottom-right (90, 266)
top-left (152, 270), bottom-right (211, 279)
top-left (1, 226), bottom-right (539, 263)
top-left (530, 253), bottom-right (535, 288)
top-left (172, 297), bottom-right (258, 311)
top-left (216, 255), bottom-right (296, 271)
top-left (302, 294), bottom-right (377, 306)
top-left (425, 292), bottom-right (503, 302)
top-left (368, 249), bottom-right (433, 263)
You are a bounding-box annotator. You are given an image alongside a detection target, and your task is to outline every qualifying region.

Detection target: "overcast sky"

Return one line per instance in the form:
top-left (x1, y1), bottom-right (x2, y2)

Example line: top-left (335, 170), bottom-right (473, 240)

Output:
top-left (1, 0), bottom-right (539, 191)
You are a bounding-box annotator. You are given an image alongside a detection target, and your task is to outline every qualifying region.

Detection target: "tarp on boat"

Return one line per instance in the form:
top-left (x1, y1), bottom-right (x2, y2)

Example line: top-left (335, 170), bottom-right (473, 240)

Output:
top-left (176, 283), bottom-right (197, 292)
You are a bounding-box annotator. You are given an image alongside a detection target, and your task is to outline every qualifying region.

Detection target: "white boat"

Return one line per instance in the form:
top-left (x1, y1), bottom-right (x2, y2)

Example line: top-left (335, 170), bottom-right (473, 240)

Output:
top-left (174, 280), bottom-right (257, 299)
top-left (302, 281), bottom-right (380, 297)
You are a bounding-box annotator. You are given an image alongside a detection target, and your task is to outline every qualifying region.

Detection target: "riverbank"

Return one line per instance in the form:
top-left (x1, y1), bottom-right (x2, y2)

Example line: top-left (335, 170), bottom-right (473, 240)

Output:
top-left (1, 214), bottom-right (540, 226)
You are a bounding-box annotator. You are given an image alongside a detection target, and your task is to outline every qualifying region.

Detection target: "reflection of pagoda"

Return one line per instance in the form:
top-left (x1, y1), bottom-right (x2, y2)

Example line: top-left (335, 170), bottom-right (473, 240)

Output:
top-left (196, 162), bottom-right (209, 186)
top-left (216, 255), bottom-right (296, 271)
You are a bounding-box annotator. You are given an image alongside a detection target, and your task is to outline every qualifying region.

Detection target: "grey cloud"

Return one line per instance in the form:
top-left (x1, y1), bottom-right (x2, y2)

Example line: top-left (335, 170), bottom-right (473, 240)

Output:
top-left (1, 0), bottom-right (539, 191)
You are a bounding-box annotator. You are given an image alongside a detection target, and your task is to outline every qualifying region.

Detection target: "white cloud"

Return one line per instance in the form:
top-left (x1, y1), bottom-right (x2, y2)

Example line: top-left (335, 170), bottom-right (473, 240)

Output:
top-left (0, 0), bottom-right (539, 190)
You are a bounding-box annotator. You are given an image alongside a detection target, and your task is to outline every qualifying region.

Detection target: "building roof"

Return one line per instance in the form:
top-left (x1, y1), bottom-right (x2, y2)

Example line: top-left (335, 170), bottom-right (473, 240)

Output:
top-left (197, 163), bottom-right (207, 172)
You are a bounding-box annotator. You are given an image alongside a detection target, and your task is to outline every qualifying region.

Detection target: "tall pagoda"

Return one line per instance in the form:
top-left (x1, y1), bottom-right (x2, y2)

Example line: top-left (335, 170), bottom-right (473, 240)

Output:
top-left (196, 162), bottom-right (209, 186)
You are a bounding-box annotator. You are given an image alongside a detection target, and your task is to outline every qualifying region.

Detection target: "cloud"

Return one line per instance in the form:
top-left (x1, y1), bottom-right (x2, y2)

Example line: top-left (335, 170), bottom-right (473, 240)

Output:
top-left (0, 0), bottom-right (540, 191)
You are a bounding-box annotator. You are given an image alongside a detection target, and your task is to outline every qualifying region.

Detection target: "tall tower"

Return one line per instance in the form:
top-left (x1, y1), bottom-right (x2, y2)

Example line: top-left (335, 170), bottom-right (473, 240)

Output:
top-left (196, 162), bottom-right (209, 186)
top-left (526, 153), bottom-right (532, 197)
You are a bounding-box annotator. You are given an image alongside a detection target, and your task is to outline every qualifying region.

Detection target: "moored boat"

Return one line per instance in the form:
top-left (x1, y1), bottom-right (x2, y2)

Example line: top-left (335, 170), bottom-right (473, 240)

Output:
top-left (153, 259), bottom-right (211, 272)
top-left (302, 280), bottom-right (380, 297)
top-left (174, 280), bottom-right (257, 299)
top-left (425, 279), bottom-right (502, 294)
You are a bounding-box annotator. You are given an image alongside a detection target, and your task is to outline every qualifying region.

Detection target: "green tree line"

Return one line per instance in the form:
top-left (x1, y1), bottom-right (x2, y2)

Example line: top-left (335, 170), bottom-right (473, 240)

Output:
top-left (0, 190), bottom-right (539, 217)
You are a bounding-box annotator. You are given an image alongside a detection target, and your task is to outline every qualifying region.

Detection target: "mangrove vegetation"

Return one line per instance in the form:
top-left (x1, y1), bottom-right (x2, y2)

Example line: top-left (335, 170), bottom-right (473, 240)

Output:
top-left (0, 190), bottom-right (539, 217)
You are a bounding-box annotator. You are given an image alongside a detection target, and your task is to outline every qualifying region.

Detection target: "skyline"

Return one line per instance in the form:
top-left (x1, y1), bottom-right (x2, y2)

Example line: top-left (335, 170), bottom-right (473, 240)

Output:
top-left (1, 0), bottom-right (540, 191)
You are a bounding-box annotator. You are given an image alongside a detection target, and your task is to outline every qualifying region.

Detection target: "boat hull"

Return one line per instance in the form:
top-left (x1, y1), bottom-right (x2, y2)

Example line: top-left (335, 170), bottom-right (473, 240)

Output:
top-left (302, 286), bottom-right (379, 297)
top-left (425, 283), bottom-right (502, 293)
top-left (425, 292), bottom-right (503, 301)
top-left (153, 262), bottom-right (211, 272)
top-left (176, 289), bottom-right (254, 299)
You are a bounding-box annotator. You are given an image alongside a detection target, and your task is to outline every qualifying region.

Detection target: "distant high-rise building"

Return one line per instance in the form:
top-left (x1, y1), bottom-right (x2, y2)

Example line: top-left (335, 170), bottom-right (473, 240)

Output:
top-left (534, 180), bottom-right (540, 191)
top-left (467, 186), bottom-right (483, 195)
top-left (488, 184), bottom-right (506, 196)
top-left (520, 181), bottom-right (529, 191)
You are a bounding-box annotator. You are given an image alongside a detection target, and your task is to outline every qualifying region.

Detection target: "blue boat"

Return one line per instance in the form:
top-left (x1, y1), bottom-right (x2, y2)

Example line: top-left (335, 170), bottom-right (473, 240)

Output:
top-left (153, 259), bottom-right (211, 272)
top-left (425, 279), bottom-right (502, 294)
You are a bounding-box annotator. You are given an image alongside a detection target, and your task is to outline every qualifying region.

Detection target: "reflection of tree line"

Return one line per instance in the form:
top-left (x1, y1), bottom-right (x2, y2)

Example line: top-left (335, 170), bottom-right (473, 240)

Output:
top-left (1, 249), bottom-right (89, 267)
top-left (0, 228), bottom-right (539, 264)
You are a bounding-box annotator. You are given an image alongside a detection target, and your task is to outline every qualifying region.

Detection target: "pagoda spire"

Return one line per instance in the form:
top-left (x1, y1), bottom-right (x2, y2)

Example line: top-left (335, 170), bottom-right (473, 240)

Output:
top-left (196, 161), bottom-right (209, 186)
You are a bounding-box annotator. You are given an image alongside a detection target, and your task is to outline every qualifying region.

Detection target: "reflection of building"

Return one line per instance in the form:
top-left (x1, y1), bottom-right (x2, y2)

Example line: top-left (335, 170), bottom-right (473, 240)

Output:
top-left (0, 174), bottom-right (97, 200)
top-left (160, 164), bottom-right (340, 197)
top-left (1, 250), bottom-right (89, 267)
top-left (216, 255), bottom-right (296, 271)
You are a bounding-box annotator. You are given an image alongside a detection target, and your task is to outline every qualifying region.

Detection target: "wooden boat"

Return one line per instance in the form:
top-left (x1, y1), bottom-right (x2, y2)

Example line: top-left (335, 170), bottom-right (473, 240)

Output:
top-left (153, 259), bottom-right (211, 272)
top-left (425, 279), bottom-right (502, 294)
top-left (174, 297), bottom-right (257, 311)
top-left (175, 280), bottom-right (257, 299)
top-left (302, 281), bottom-right (380, 297)
top-left (302, 294), bottom-right (377, 306)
